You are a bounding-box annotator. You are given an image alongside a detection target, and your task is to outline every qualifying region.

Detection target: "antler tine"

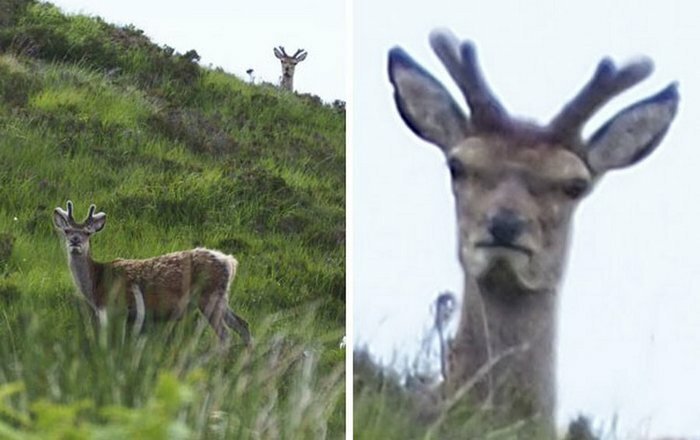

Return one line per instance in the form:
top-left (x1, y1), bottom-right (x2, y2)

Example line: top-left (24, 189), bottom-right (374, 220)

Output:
top-left (87, 204), bottom-right (96, 221)
top-left (430, 29), bottom-right (508, 131)
top-left (66, 200), bottom-right (74, 221)
top-left (279, 46), bottom-right (288, 57)
top-left (293, 48), bottom-right (305, 58)
top-left (549, 57), bottom-right (654, 140)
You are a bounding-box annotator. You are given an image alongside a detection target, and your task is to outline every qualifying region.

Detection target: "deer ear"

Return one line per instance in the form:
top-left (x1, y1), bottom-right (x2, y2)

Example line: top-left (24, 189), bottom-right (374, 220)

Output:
top-left (297, 52), bottom-right (307, 62)
top-left (586, 83), bottom-right (679, 174)
top-left (53, 208), bottom-right (70, 229)
top-left (87, 212), bottom-right (106, 233)
top-left (388, 47), bottom-right (469, 152)
top-left (273, 47), bottom-right (283, 59)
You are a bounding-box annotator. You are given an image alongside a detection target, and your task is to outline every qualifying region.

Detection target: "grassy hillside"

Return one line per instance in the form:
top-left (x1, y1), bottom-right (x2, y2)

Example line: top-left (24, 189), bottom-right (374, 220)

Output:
top-left (0, 1), bottom-right (345, 438)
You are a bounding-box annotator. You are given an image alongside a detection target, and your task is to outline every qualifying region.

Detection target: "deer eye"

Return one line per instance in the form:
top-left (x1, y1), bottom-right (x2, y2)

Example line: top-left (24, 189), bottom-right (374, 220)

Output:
top-left (562, 178), bottom-right (590, 199)
top-left (447, 158), bottom-right (467, 180)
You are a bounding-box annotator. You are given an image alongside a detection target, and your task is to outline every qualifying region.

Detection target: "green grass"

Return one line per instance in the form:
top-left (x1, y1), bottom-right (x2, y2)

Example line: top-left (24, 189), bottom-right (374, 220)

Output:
top-left (0, 1), bottom-right (345, 437)
top-left (0, 311), bottom-right (345, 439)
top-left (354, 351), bottom-right (598, 440)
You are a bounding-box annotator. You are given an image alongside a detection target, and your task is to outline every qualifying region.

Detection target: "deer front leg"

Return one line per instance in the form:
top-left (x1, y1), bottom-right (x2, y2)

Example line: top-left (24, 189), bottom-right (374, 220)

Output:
top-left (96, 307), bottom-right (107, 328)
top-left (131, 284), bottom-right (145, 335)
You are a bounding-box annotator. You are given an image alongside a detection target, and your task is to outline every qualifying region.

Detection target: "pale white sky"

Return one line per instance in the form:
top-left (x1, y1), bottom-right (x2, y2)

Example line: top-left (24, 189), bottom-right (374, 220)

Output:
top-left (354, 0), bottom-right (700, 438)
top-left (51, 0), bottom-right (345, 101)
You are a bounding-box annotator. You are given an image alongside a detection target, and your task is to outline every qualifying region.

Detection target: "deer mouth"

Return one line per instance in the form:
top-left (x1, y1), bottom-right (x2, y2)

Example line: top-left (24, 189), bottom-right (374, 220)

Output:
top-left (474, 242), bottom-right (533, 257)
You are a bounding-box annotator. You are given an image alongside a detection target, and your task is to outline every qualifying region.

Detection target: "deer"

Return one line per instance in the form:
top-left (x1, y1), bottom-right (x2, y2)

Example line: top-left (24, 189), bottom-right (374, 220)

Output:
top-left (388, 29), bottom-right (678, 434)
top-left (53, 201), bottom-right (251, 346)
top-left (273, 46), bottom-right (307, 91)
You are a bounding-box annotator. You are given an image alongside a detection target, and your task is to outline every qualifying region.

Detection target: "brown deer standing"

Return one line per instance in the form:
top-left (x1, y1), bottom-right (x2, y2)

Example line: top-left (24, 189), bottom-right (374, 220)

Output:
top-left (388, 29), bottom-right (678, 433)
top-left (274, 46), bottom-right (307, 91)
top-left (53, 201), bottom-right (251, 346)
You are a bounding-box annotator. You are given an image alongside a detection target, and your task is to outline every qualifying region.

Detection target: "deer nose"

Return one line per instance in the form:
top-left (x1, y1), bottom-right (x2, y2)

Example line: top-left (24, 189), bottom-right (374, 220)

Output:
top-left (488, 209), bottom-right (526, 245)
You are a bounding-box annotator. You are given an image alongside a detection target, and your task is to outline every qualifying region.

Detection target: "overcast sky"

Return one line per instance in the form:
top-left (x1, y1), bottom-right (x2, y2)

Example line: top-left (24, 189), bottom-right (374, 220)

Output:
top-left (354, 0), bottom-right (700, 437)
top-left (51, 0), bottom-right (345, 101)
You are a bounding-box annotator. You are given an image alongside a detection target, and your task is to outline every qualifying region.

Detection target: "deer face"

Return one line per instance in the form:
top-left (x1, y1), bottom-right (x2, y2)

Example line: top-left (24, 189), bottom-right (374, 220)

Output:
top-left (448, 136), bottom-right (592, 289)
top-left (281, 62), bottom-right (297, 77)
top-left (388, 30), bottom-right (678, 291)
top-left (53, 201), bottom-right (106, 256)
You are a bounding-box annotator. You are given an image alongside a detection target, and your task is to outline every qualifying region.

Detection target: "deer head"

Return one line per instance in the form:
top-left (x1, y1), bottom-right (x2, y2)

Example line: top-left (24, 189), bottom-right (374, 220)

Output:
top-left (274, 46), bottom-right (307, 76)
top-left (53, 201), bottom-right (106, 256)
top-left (388, 30), bottom-right (679, 293)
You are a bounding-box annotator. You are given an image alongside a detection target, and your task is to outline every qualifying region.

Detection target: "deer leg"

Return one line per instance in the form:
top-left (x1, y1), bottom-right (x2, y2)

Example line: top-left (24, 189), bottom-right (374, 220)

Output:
top-left (131, 285), bottom-right (145, 335)
top-left (199, 295), bottom-right (230, 343)
top-left (224, 307), bottom-right (252, 346)
top-left (96, 307), bottom-right (108, 328)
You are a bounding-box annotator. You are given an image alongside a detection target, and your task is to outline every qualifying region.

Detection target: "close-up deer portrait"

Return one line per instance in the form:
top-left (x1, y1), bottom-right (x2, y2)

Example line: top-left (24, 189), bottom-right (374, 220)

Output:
top-left (387, 28), bottom-right (678, 435)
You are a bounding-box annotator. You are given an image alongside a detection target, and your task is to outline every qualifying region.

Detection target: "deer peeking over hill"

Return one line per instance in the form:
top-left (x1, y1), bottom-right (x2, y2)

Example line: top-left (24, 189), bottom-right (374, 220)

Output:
top-left (274, 46), bottom-right (307, 91)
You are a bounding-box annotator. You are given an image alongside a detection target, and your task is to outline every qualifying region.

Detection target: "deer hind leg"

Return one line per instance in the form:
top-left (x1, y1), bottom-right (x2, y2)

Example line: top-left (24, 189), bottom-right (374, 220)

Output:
top-left (199, 294), bottom-right (230, 343)
top-left (224, 307), bottom-right (251, 346)
top-left (196, 250), bottom-right (249, 345)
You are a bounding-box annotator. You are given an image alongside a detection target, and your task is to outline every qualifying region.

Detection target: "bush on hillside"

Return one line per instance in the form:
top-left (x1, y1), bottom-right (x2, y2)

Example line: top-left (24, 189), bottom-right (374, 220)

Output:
top-left (0, 2), bottom-right (201, 98)
top-left (0, 54), bottom-right (39, 107)
top-left (0, 0), bottom-right (33, 27)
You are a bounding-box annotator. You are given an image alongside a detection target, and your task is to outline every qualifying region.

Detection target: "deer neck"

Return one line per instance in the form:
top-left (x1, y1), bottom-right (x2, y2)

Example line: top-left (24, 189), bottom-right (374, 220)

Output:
top-left (450, 259), bottom-right (560, 426)
top-left (68, 250), bottom-right (101, 308)
top-left (281, 67), bottom-right (294, 90)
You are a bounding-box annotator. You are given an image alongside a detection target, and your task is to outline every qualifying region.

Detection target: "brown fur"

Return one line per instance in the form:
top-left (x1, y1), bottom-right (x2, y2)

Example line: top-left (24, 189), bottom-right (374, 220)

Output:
top-left (95, 249), bottom-right (234, 317)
